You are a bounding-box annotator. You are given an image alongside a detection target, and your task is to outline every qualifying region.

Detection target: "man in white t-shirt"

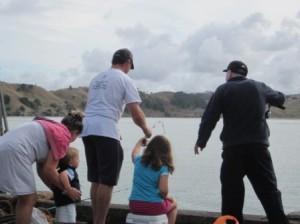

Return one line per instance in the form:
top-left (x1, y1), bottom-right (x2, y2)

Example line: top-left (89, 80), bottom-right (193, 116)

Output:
top-left (82, 48), bottom-right (152, 224)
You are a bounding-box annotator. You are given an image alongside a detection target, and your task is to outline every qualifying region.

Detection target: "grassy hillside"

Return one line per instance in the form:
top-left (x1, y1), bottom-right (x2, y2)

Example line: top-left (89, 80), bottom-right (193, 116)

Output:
top-left (0, 82), bottom-right (299, 118)
top-left (1, 82), bottom-right (65, 116)
top-left (271, 94), bottom-right (300, 118)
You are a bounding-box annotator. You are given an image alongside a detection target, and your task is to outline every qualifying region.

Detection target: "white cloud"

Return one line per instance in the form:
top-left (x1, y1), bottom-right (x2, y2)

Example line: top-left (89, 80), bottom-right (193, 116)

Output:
top-left (120, 27), bottom-right (186, 82)
top-left (82, 49), bottom-right (110, 74)
top-left (262, 48), bottom-right (300, 93)
top-left (177, 12), bottom-right (300, 93)
top-left (0, 0), bottom-right (39, 14)
top-left (1, 1), bottom-right (300, 94)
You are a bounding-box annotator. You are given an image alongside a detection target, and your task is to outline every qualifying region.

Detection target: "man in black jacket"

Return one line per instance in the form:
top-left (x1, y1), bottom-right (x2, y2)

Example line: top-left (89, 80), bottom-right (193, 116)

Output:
top-left (194, 60), bottom-right (289, 224)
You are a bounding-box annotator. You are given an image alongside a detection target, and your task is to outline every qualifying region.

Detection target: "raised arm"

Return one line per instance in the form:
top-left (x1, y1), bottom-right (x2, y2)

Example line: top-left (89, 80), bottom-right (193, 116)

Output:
top-left (127, 102), bottom-right (152, 138)
top-left (131, 138), bottom-right (147, 162)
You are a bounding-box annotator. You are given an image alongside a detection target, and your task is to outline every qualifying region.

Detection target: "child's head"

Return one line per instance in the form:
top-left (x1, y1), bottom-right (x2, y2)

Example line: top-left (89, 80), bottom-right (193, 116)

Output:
top-left (59, 147), bottom-right (79, 169)
top-left (141, 135), bottom-right (174, 174)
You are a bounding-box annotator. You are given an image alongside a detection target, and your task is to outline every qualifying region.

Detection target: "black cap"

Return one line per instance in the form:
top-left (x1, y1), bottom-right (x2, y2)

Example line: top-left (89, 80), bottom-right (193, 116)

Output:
top-left (112, 48), bottom-right (134, 69)
top-left (223, 60), bottom-right (248, 76)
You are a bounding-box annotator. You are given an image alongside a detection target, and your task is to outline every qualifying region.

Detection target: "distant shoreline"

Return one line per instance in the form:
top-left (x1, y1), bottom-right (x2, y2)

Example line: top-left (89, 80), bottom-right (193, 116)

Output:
top-left (1, 82), bottom-right (300, 118)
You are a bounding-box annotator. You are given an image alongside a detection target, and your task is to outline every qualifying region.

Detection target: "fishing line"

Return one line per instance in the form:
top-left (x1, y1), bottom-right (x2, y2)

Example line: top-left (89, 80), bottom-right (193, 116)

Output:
top-left (46, 121), bottom-right (168, 212)
top-left (113, 187), bottom-right (129, 194)
top-left (152, 120), bottom-right (166, 135)
top-left (46, 187), bottom-right (129, 211)
top-left (46, 197), bottom-right (91, 211)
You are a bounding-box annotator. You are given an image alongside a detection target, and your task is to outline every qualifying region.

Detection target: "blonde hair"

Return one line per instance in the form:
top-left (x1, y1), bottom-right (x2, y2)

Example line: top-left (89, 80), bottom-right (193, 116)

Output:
top-left (59, 147), bottom-right (79, 169)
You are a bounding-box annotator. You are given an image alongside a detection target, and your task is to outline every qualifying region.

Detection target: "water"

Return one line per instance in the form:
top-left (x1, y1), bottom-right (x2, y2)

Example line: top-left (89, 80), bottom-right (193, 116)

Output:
top-left (6, 117), bottom-right (300, 215)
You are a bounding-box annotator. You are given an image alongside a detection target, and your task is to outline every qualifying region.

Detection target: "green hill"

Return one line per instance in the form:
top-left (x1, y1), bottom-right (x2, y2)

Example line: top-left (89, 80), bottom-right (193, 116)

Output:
top-left (0, 82), bottom-right (299, 118)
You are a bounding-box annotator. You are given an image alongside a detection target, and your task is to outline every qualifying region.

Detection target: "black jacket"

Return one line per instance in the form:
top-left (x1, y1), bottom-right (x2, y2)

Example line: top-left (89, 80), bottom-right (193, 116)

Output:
top-left (196, 76), bottom-right (285, 148)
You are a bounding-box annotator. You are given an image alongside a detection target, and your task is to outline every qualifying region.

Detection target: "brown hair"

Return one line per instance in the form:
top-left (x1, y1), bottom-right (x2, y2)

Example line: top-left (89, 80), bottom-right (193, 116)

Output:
top-left (61, 111), bottom-right (84, 133)
top-left (141, 135), bottom-right (174, 174)
top-left (59, 147), bottom-right (79, 169)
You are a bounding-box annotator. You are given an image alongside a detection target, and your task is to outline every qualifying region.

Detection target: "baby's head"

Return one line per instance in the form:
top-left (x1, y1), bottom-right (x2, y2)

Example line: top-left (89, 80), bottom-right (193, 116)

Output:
top-left (59, 147), bottom-right (79, 169)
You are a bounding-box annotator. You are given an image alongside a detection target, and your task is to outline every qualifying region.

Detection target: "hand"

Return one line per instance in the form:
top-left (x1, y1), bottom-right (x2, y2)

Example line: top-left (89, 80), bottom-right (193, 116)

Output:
top-left (143, 126), bottom-right (152, 138)
top-left (166, 195), bottom-right (175, 202)
top-left (194, 144), bottom-right (204, 155)
top-left (65, 187), bottom-right (81, 201)
top-left (137, 137), bottom-right (148, 146)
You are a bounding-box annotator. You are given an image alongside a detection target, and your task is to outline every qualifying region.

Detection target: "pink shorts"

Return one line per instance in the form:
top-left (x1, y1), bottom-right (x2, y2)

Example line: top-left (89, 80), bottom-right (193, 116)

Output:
top-left (129, 199), bottom-right (174, 215)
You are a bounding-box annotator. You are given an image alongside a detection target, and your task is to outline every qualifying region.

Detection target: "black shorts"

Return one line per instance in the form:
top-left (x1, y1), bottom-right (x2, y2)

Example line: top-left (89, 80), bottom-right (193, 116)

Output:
top-left (82, 135), bottom-right (124, 186)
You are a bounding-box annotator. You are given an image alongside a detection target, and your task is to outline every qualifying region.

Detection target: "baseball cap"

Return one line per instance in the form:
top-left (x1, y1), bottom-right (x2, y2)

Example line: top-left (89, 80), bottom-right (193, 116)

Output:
top-left (112, 48), bottom-right (134, 69)
top-left (223, 60), bottom-right (248, 76)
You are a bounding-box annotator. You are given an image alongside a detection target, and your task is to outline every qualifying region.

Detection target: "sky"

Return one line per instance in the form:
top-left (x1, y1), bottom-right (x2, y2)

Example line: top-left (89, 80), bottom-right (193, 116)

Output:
top-left (0, 0), bottom-right (300, 94)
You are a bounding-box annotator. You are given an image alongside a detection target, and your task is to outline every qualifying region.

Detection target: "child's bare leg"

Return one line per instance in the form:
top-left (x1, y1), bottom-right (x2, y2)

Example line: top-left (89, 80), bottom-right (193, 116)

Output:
top-left (167, 199), bottom-right (177, 224)
top-left (16, 193), bottom-right (37, 224)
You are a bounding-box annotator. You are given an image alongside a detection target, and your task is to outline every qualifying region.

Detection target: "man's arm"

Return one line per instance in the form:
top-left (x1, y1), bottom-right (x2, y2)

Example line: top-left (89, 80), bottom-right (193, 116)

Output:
top-left (263, 84), bottom-right (285, 109)
top-left (127, 102), bottom-right (152, 138)
top-left (195, 92), bottom-right (222, 153)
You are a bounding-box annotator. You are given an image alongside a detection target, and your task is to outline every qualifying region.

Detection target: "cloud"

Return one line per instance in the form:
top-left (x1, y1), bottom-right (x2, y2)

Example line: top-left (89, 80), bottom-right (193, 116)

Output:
top-left (262, 49), bottom-right (300, 93)
top-left (81, 49), bottom-right (110, 74)
top-left (52, 68), bottom-right (91, 89)
top-left (76, 12), bottom-right (300, 94)
top-left (182, 13), bottom-right (273, 74)
top-left (0, 0), bottom-right (47, 15)
top-left (116, 25), bottom-right (186, 82)
top-left (78, 25), bottom-right (186, 83)
top-left (177, 12), bottom-right (300, 93)
top-left (1, 3), bottom-right (300, 95)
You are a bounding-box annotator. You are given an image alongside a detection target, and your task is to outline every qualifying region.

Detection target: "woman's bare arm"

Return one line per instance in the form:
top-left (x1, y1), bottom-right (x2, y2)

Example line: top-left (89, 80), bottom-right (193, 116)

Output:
top-left (59, 170), bottom-right (81, 201)
top-left (37, 152), bottom-right (61, 189)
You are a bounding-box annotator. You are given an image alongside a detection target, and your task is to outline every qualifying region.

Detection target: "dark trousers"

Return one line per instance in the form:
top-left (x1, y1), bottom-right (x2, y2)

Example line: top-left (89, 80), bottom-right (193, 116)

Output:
top-left (221, 144), bottom-right (289, 224)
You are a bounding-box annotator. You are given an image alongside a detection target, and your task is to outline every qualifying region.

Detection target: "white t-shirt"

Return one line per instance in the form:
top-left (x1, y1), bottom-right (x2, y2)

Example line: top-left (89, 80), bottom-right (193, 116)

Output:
top-left (81, 68), bottom-right (142, 140)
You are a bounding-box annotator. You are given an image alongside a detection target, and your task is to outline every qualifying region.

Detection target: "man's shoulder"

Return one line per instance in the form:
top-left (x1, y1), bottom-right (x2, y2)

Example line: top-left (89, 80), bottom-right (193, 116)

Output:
top-left (92, 69), bottom-right (127, 82)
top-left (215, 82), bottom-right (228, 93)
top-left (98, 68), bottom-right (121, 77)
top-left (106, 69), bottom-right (133, 81)
top-left (219, 78), bottom-right (261, 88)
top-left (243, 79), bottom-right (267, 89)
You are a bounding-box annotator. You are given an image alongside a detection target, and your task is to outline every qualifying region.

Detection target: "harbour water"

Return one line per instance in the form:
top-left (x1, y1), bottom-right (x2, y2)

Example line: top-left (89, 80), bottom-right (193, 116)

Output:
top-left (6, 117), bottom-right (300, 215)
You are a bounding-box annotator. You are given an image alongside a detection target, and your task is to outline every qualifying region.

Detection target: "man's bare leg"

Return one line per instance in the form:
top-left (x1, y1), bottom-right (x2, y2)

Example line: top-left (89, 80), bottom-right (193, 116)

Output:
top-left (90, 183), bottom-right (98, 223)
top-left (92, 183), bottom-right (113, 224)
top-left (16, 193), bottom-right (36, 224)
